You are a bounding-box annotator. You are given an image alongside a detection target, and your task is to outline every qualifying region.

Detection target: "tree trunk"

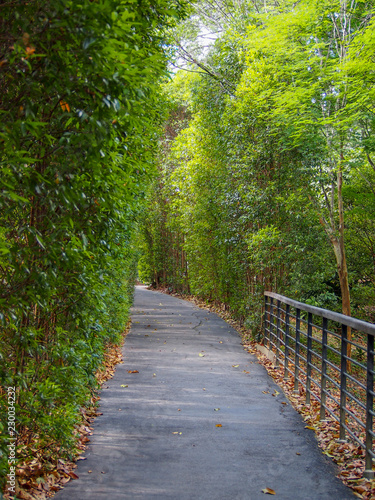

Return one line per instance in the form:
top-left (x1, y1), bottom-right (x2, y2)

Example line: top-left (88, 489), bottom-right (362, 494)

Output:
top-left (330, 234), bottom-right (352, 371)
top-left (330, 237), bottom-right (351, 318)
top-left (330, 165), bottom-right (352, 370)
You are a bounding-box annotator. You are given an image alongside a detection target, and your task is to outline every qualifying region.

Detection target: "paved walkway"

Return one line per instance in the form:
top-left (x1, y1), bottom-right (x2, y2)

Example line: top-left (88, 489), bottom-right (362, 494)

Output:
top-left (55, 286), bottom-right (354, 499)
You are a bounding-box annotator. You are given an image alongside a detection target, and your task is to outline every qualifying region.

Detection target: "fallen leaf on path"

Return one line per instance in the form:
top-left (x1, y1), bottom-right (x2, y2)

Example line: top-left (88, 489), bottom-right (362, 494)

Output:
top-left (232, 364), bottom-right (239, 368)
top-left (262, 391), bottom-right (269, 394)
top-left (199, 353), bottom-right (205, 357)
top-left (305, 426), bottom-right (315, 430)
top-left (216, 424), bottom-right (222, 427)
top-left (128, 370), bottom-right (139, 374)
top-left (353, 485), bottom-right (367, 494)
top-left (68, 472), bottom-right (79, 480)
top-left (214, 408), bottom-right (220, 411)
top-left (261, 488), bottom-right (276, 495)
top-left (272, 390), bottom-right (279, 396)
top-left (120, 384), bottom-right (128, 388)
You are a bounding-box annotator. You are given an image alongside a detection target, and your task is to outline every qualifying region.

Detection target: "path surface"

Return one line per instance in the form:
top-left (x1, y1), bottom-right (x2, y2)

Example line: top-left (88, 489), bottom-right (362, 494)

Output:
top-left (55, 286), bottom-right (354, 499)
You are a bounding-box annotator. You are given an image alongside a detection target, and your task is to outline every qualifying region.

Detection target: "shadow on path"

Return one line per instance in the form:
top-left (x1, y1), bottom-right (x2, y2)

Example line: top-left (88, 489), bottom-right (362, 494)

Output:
top-left (55, 286), bottom-right (354, 499)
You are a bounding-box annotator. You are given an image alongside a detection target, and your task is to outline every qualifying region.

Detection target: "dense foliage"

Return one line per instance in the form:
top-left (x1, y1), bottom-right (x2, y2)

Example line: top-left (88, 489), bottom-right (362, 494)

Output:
top-left (139, 0), bottom-right (375, 332)
top-left (0, 0), bottom-right (186, 489)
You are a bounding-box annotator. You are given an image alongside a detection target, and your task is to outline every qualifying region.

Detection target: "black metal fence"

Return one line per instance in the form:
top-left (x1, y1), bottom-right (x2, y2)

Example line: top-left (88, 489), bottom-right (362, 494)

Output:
top-left (264, 291), bottom-right (375, 478)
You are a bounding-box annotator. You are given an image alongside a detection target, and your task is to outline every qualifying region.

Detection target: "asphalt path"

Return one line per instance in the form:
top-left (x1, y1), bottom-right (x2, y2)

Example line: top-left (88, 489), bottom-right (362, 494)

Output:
top-left (55, 286), bottom-right (354, 499)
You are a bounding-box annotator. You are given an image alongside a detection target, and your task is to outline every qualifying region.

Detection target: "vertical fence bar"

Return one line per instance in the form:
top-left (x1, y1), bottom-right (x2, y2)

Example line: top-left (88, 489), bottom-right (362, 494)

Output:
top-left (294, 308), bottom-right (301, 394)
top-left (264, 295), bottom-right (268, 346)
top-left (306, 312), bottom-right (313, 405)
top-left (258, 296), bottom-right (264, 343)
top-left (339, 324), bottom-right (348, 441)
top-left (276, 300), bottom-right (281, 368)
top-left (364, 333), bottom-right (374, 479)
top-left (320, 317), bottom-right (328, 421)
top-left (269, 297), bottom-right (274, 351)
top-left (284, 304), bottom-right (290, 380)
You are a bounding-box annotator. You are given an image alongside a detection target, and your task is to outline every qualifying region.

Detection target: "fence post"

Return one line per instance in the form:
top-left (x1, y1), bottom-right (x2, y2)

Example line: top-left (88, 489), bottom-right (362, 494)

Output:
top-left (339, 324), bottom-right (348, 442)
top-left (276, 300), bottom-right (281, 368)
top-left (364, 333), bottom-right (374, 479)
top-left (284, 304), bottom-right (290, 380)
top-left (264, 295), bottom-right (268, 346)
top-left (269, 297), bottom-right (274, 351)
top-left (320, 317), bottom-right (328, 421)
top-left (306, 312), bottom-right (313, 405)
top-left (294, 308), bottom-right (301, 394)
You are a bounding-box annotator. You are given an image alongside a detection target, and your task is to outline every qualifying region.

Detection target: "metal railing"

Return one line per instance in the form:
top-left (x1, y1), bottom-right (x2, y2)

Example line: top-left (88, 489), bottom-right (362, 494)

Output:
top-left (264, 291), bottom-right (375, 478)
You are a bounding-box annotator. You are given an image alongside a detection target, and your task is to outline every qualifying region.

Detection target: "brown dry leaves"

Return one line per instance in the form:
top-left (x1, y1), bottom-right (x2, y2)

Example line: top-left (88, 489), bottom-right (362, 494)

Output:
top-left (96, 329), bottom-right (129, 385)
top-left (262, 487), bottom-right (276, 495)
top-left (10, 453), bottom-right (84, 499)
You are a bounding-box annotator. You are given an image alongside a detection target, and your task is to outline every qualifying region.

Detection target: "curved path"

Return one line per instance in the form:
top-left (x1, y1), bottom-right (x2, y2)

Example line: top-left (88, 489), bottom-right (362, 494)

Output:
top-left (55, 286), bottom-right (354, 499)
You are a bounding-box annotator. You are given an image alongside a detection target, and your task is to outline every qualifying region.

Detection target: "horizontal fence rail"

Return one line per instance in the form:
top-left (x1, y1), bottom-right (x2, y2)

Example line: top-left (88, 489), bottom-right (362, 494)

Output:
top-left (264, 291), bottom-right (375, 478)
